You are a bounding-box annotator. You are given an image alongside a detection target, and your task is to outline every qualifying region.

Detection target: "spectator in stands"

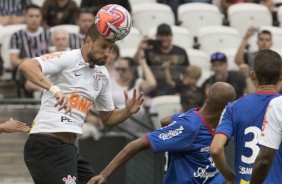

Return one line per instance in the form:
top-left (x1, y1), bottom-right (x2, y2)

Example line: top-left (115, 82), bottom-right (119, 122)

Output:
top-left (235, 28), bottom-right (272, 70)
top-left (10, 5), bottom-right (51, 97)
top-left (0, 0), bottom-right (32, 26)
top-left (80, 0), bottom-right (131, 15)
top-left (50, 29), bottom-right (70, 52)
top-left (202, 52), bottom-right (247, 99)
top-left (105, 44), bottom-right (120, 80)
top-left (163, 63), bottom-right (204, 95)
top-left (166, 0), bottom-right (211, 22)
top-left (135, 23), bottom-right (189, 97)
top-left (42, 0), bottom-right (78, 29)
top-left (0, 119), bottom-right (29, 133)
top-left (69, 8), bottom-right (95, 49)
top-left (111, 57), bottom-right (156, 135)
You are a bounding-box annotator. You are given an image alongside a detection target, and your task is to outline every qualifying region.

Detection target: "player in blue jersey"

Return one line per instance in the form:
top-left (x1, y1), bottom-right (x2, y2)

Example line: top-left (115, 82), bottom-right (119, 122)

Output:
top-left (87, 82), bottom-right (236, 184)
top-left (210, 49), bottom-right (282, 184)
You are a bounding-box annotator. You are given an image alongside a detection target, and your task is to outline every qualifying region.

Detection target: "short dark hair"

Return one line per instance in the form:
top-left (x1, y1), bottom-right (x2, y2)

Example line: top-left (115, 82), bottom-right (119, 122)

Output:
top-left (180, 90), bottom-right (204, 111)
top-left (85, 23), bottom-right (101, 42)
top-left (25, 4), bottom-right (41, 13)
top-left (254, 49), bottom-right (282, 85)
top-left (258, 30), bottom-right (272, 38)
top-left (76, 8), bottom-right (95, 19)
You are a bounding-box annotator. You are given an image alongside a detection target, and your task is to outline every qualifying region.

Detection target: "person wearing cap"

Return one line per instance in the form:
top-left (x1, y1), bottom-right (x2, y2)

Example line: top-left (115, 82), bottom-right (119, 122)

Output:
top-left (135, 23), bottom-right (189, 97)
top-left (201, 52), bottom-right (247, 99)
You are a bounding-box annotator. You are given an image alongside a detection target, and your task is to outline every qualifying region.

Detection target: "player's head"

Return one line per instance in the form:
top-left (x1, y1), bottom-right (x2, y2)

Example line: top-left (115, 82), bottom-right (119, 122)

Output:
top-left (253, 49), bottom-right (282, 86)
top-left (205, 82), bottom-right (236, 112)
top-left (83, 23), bottom-right (115, 68)
top-left (257, 30), bottom-right (272, 50)
top-left (180, 90), bottom-right (204, 112)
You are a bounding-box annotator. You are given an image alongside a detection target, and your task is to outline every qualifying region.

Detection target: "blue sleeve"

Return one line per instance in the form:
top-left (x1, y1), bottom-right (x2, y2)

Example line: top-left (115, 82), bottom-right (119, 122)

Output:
top-left (147, 116), bottom-right (201, 153)
top-left (171, 112), bottom-right (182, 122)
top-left (215, 104), bottom-right (234, 140)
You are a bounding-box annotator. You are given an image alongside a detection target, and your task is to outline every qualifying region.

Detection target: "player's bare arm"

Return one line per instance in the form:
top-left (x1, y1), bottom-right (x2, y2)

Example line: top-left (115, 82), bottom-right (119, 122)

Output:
top-left (0, 119), bottom-right (30, 133)
top-left (250, 146), bottom-right (277, 184)
top-left (18, 59), bottom-right (71, 114)
top-left (87, 136), bottom-right (150, 184)
top-left (210, 134), bottom-right (235, 184)
top-left (98, 89), bottom-right (144, 126)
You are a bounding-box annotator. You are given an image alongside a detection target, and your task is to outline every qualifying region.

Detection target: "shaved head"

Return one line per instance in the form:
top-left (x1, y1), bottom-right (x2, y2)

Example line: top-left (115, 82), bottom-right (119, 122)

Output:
top-left (205, 82), bottom-right (236, 111)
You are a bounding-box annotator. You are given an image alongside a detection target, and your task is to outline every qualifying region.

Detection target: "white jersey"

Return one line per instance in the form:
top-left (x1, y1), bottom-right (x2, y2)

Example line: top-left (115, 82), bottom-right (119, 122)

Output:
top-left (260, 96), bottom-right (282, 150)
top-left (30, 49), bottom-right (115, 135)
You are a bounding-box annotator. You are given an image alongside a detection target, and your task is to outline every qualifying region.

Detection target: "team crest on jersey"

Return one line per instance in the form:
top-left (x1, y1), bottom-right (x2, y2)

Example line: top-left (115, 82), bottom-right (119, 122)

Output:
top-left (62, 175), bottom-right (76, 184)
top-left (93, 75), bottom-right (101, 91)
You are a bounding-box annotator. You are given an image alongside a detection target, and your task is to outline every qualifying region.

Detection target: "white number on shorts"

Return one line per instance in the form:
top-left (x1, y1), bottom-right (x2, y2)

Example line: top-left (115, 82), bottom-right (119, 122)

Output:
top-left (241, 126), bottom-right (261, 164)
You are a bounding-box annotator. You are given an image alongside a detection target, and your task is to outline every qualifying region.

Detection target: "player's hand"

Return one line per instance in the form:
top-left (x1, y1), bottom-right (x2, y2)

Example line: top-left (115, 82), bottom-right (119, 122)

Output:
top-left (225, 170), bottom-right (236, 184)
top-left (0, 119), bottom-right (30, 133)
top-left (87, 175), bottom-right (106, 184)
top-left (124, 89), bottom-right (144, 115)
top-left (54, 91), bottom-right (72, 115)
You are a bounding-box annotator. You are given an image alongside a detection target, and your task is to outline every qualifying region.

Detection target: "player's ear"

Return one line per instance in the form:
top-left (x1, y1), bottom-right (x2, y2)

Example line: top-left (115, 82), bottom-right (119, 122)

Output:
top-left (250, 71), bottom-right (256, 81)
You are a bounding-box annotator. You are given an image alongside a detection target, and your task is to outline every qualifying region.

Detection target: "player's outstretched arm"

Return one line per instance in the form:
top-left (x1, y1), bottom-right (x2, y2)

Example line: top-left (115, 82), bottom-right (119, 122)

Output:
top-left (98, 89), bottom-right (144, 126)
top-left (0, 119), bottom-right (30, 133)
top-left (87, 136), bottom-right (150, 184)
top-left (18, 59), bottom-right (72, 114)
top-left (210, 134), bottom-right (235, 183)
top-left (250, 146), bottom-right (277, 184)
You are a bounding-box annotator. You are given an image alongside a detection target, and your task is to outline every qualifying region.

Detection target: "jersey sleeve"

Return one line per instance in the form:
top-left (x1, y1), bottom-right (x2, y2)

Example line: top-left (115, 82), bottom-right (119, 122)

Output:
top-left (10, 32), bottom-right (20, 53)
top-left (146, 116), bottom-right (201, 153)
top-left (95, 67), bottom-right (115, 111)
top-left (215, 104), bottom-right (234, 140)
top-left (260, 98), bottom-right (282, 150)
top-left (36, 51), bottom-right (75, 75)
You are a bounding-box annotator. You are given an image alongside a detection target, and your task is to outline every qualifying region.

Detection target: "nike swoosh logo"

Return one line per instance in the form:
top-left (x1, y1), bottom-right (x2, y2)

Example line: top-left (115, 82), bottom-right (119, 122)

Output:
top-left (75, 73), bottom-right (82, 77)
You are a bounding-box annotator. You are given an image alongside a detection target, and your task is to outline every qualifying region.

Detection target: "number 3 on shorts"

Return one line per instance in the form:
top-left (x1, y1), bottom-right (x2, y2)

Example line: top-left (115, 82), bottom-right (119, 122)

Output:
top-left (241, 126), bottom-right (261, 164)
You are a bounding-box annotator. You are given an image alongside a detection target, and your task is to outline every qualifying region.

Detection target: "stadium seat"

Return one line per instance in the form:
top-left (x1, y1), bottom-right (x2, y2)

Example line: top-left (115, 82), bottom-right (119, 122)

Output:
top-left (0, 24), bottom-right (26, 43)
top-left (132, 3), bottom-right (174, 35)
top-left (116, 27), bottom-right (142, 51)
top-left (119, 48), bottom-right (138, 58)
top-left (228, 3), bottom-right (272, 37)
top-left (185, 49), bottom-right (212, 86)
top-left (148, 25), bottom-right (194, 49)
top-left (49, 24), bottom-right (79, 34)
top-left (149, 95), bottom-right (181, 129)
top-left (31, 0), bottom-right (45, 7)
top-left (177, 3), bottom-right (223, 38)
top-left (198, 26), bottom-right (240, 55)
top-left (219, 48), bottom-right (239, 71)
top-left (0, 24), bottom-right (27, 73)
top-left (129, 0), bottom-right (156, 7)
top-left (248, 26), bottom-right (282, 52)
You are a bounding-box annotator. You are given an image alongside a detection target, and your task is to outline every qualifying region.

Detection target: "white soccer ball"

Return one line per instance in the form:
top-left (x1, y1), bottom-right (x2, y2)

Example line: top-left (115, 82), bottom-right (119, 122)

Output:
top-left (95, 4), bottom-right (132, 41)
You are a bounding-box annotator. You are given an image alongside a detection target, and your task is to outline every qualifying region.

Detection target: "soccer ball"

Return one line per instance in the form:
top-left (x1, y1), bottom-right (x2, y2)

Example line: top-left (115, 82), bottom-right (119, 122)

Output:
top-left (95, 4), bottom-right (132, 41)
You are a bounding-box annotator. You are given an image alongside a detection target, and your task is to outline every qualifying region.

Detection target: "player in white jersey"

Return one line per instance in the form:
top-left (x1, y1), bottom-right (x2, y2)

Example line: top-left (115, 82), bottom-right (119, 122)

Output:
top-left (250, 96), bottom-right (282, 184)
top-left (18, 24), bottom-right (144, 184)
